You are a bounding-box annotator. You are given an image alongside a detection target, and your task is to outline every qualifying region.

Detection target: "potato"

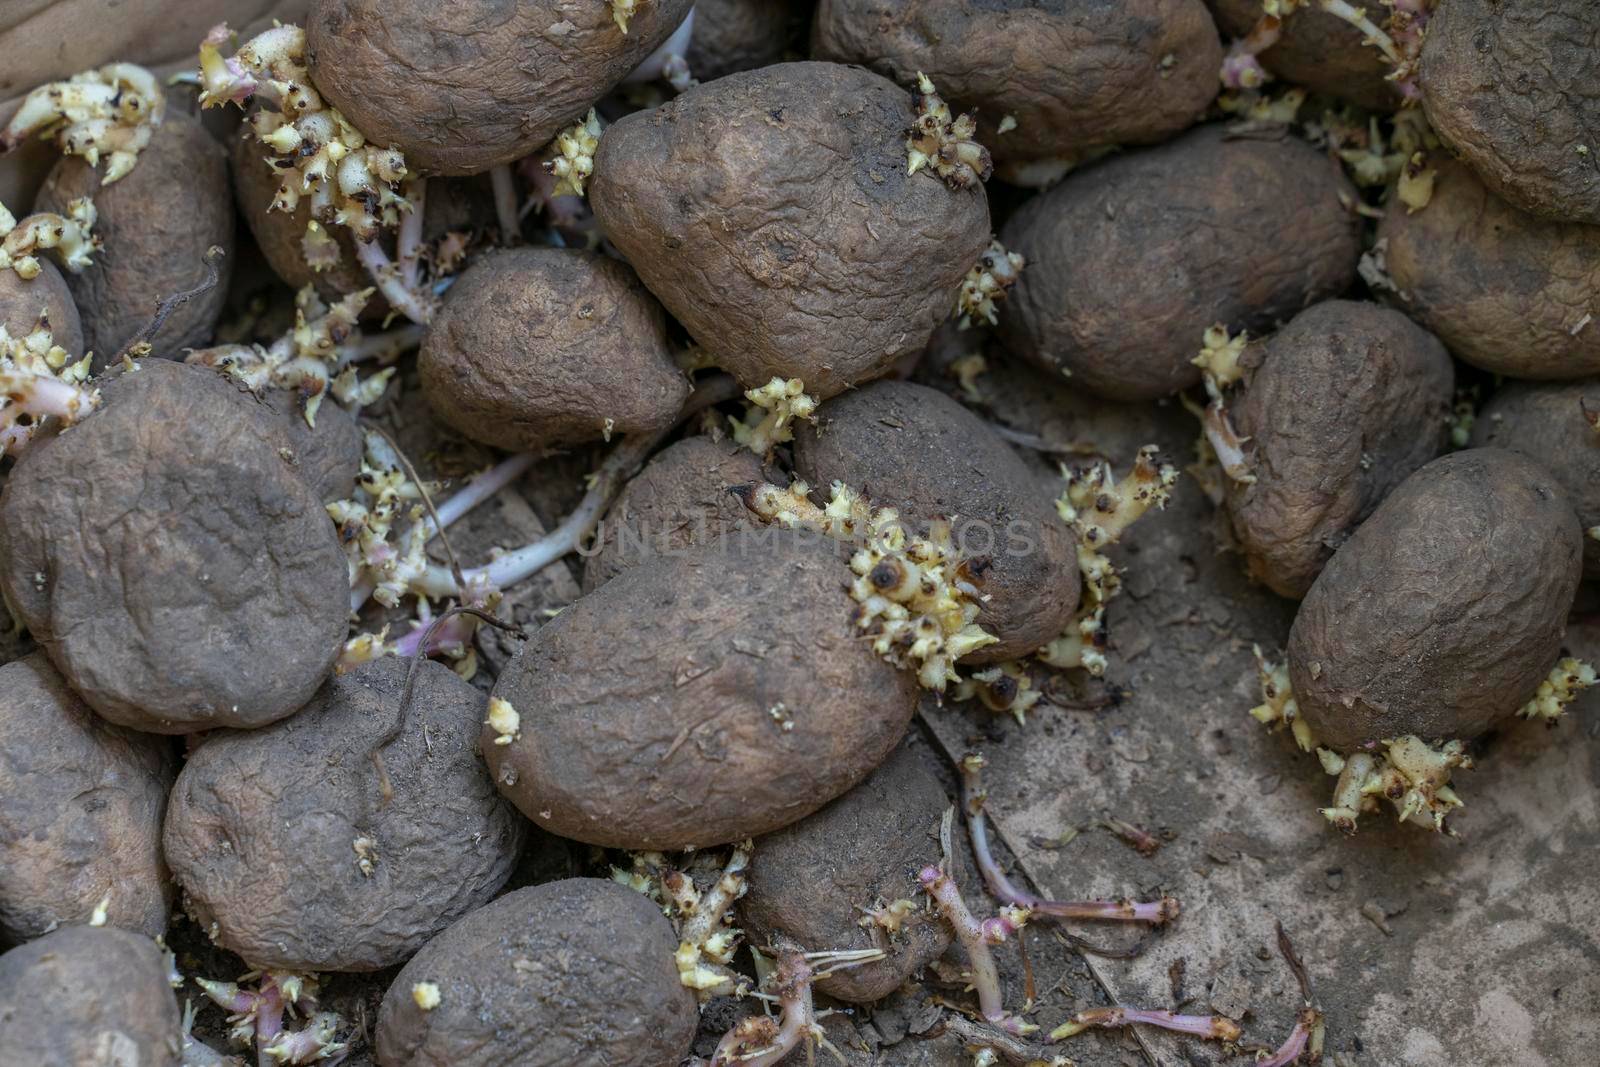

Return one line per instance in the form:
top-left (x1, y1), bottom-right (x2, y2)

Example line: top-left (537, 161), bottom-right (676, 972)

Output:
top-left (0, 925), bottom-right (181, 1067)
top-left (1420, 0), bottom-right (1600, 224)
top-left (582, 435), bottom-right (765, 593)
top-left (998, 125), bottom-right (1360, 401)
top-left (687, 0), bottom-right (809, 82)
top-left (305, 0), bottom-right (694, 176)
top-left (33, 114), bottom-right (234, 367)
top-left (813, 0), bottom-right (1222, 180)
top-left (487, 533), bottom-right (921, 850)
top-left (1225, 300), bottom-right (1453, 599)
top-left (1288, 448), bottom-right (1582, 751)
top-left (418, 247), bottom-right (689, 453)
top-left (0, 259), bottom-right (82, 357)
top-left (793, 379), bottom-right (1078, 662)
top-left (260, 388), bottom-right (364, 503)
top-left (1376, 156), bottom-right (1600, 379)
top-left (739, 742), bottom-right (952, 1004)
top-left (163, 657), bottom-right (525, 971)
top-left (374, 879), bottom-right (696, 1067)
top-left (590, 61), bottom-right (992, 399)
top-left (0, 652), bottom-right (175, 943)
top-left (0, 360), bottom-right (348, 733)
top-left (1206, 0), bottom-right (1399, 112)
top-left (1470, 380), bottom-right (1600, 579)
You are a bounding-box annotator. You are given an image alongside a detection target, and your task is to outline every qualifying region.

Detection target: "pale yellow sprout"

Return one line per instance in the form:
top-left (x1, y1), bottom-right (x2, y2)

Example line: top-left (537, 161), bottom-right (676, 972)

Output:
top-left (729, 376), bottom-right (817, 457)
top-left (858, 898), bottom-right (919, 936)
top-left (2, 63), bottom-right (165, 184)
top-left (0, 198), bottom-right (98, 279)
top-left (669, 843), bottom-right (753, 999)
top-left (949, 354), bottom-right (988, 401)
top-left (610, 0), bottom-right (644, 33)
top-left (907, 73), bottom-right (991, 189)
top-left (1516, 658), bottom-right (1597, 723)
top-left (411, 983), bottom-right (441, 1011)
top-left (1247, 644), bottom-right (1317, 751)
top-left (955, 661), bottom-right (1041, 725)
top-left (1397, 150), bottom-right (1436, 213)
top-left (486, 697), bottom-right (522, 746)
top-left (0, 316), bottom-right (97, 459)
top-left (1318, 736), bottom-right (1472, 835)
top-left (1192, 324), bottom-right (1248, 398)
top-left (955, 240), bottom-right (1025, 328)
top-left (547, 109), bottom-right (603, 197)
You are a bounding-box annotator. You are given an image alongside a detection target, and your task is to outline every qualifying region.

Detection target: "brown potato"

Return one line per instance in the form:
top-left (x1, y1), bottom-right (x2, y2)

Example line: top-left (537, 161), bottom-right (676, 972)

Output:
top-left (1225, 300), bottom-right (1453, 599)
top-left (0, 360), bottom-right (348, 733)
top-left (418, 247), bottom-right (689, 453)
top-left (591, 61), bottom-right (992, 399)
top-left (163, 657), bottom-right (525, 971)
top-left (0, 259), bottom-right (82, 357)
top-left (33, 115), bottom-right (234, 367)
top-left (374, 879), bottom-right (696, 1067)
top-left (582, 434), bottom-right (765, 593)
top-left (487, 533), bottom-right (921, 850)
top-left (813, 0), bottom-right (1222, 179)
top-left (687, 0), bottom-right (809, 82)
top-left (305, 0), bottom-right (695, 176)
top-left (1207, 0), bottom-right (1399, 112)
top-left (1377, 156), bottom-right (1600, 379)
top-left (0, 652), bottom-right (175, 943)
top-left (1288, 448), bottom-right (1582, 751)
top-left (1471, 380), bottom-right (1600, 579)
top-left (0, 925), bottom-right (181, 1067)
top-left (998, 124), bottom-right (1360, 401)
top-left (1420, 0), bottom-right (1600, 224)
top-left (259, 388), bottom-right (364, 503)
top-left (793, 379), bottom-right (1079, 662)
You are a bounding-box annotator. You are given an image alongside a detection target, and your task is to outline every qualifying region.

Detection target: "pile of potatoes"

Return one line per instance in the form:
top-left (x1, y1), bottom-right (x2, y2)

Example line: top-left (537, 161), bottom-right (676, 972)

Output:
top-left (1, 0), bottom-right (1597, 1064)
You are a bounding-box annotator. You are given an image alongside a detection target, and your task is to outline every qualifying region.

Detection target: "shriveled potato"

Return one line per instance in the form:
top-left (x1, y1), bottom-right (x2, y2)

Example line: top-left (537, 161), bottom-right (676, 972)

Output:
top-left (1471, 380), bottom-right (1600, 579)
top-left (0, 652), bottom-right (175, 943)
top-left (1420, 0), bottom-right (1600, 224)
top-left (259, 388), bottom-right (364, 503)
top-left (999, 125), bottom-right (1360, 401)
top-left (34, 115), bottom-right (234, 366)
top-left (0, 925), bottom-right (181, 1067)
top-left (0, 259), bottom-right (82, 356)
top-left (591, 61), bottom-right (992, 399)
top-left (794, 380), bottom-right (1078, 661)
top-left (687, 0), bottom-right (809, 82)
top-left (1288, 448), bottom-right (1582, 751)
top-left (1225, 300), bottom-right (1453, 599)
top-left (813, 0), bottom-right (1222, 180)
top-left (1207, 0), bottom-right (1399, 112)
top-left (163, 657), bottom-right (524, 971)
top-left (488, 533), bottom-right (921, 850)
top-left (375, 879), bottom-right (696, 1067)
top-left (583, 435), bottom-right (765, 592)
top-left (1377, 156), bottom-right (1600, 379)
top-left (0, 360), bottom-right (348, 733)
top-left (740, 742), bottom-right (952, 1003)
top-left (418, 247), bottom-right (689, 453)
top-left (305, 0), bottom-right (694, 176)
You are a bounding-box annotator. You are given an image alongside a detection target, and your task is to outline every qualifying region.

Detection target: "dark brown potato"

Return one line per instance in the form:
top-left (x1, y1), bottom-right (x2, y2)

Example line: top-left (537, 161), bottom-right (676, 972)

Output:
top-left (813, 0), bottom-right (1222, 178)
top-left (740, 742), bottom-right (952, 1003)
top-left (375, 879), bottom-right (696, 1067)
top-left (591, 61), bottom-right (992, 399)
top-left (34, 115), bottom-right (234, 367)
top-left (998, 124), bottom-right (1360, 401)
top-left (163, 657), bottom-right (525, 971)
top-left (1420, 0), bottom-right (1600, 224)
top-left (1471, 380), bottom-right (1600, 580)
top-left (419, 247), bottom-right (689, 453)
top-left (0, 652), bottom-right (175, 943)
top-left (1225, 300), bottom-right (1453, 599)
top-left (1288, 448), bottom-right (1582, 751)
top-left (305, 0), bottom-right (695, 176)
top-left (488, 533), bottom-right (921, 850)
top-left (794, 379), bottom-right (1078, 662)
top-left (0, 360), bottom-right (348, 733)
top-left (1377, 156), bottom-right (1600, 379)
top-left (1207, 0), bottom-right (1399, 112)
top-left (0, 258), bottom-right (82, 356)
top-left (582, 435), bottom-right (765, 592)
top-left (687, 0), bottom-right (809, 81)
top-left (0, 925), bottom-right (181, 1067)
top-left (260, 388), bottom-right (365, 503)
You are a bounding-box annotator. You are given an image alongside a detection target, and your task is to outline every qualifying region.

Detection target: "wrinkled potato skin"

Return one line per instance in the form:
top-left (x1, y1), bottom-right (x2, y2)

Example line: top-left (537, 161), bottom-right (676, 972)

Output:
top-left (794, 380), bottom-right (1079, 662)
top-left (1420, 0), bottom-right (1600, 224)
top-left (591, 62), bottom-right (992, 399)
top-left (687, 0), bottom-right (809, 81)
top-left (419, 248), bottom-right (689, 453)
top-left (1471, 380), bottom-right (1600, 580)
top-left (305, 0), bottom-right (694, 175)
top-left (740, 743), bottom-right (952, 1003)
top-left (0, 361), bottom-right (348, 733)
top-left (488, 534), bottom-right (920, 850)
top-left (1226, 301), bottom-right (1453, 599)
top-left (1206, 0), bottom-right (1398, 112)
top-left (999, 125), bottom-right (1360, 401)
top-left (0, 925), bottom-right (181, 1067)
top-left (164, 658), bottom-right (525, 972)
top-left (260, 388), bottom-right (364, 503)
top-left (583, 435), bottom-right (765, 593)
top-left (813, 0), bottom-right (1222, 167)
top-left (34, 115), bottom-right (234, 367)
top-left (0, 259), bottom-right (82, 357)
top-left (0, 653), bottom-right (175, 943)
top-left (375, 879), bottom-right (696, 1067)
top-left (1288, 448), bottom-right (1582, 751)
top-left (1377, 156), bottom-right (1600, 379)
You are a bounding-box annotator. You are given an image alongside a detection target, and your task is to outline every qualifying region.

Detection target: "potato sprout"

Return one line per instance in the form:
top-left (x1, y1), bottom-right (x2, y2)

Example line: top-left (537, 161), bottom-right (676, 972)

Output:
top-left (612, 843), bottom-right (755, 999)
top-left (1192, 323), bottom-right (1248, 398)
top-left (610, 0), bottom-right (645, 34)
top-left (0, 198), bottom-right (99, 279)
top-left (194, 969), bottom-right (347, 1065)
top-left (1319, 736), bottom-right (1472, 834)
top-left (411, 982), bottom-right (441, 1011)
top-left (955, 240), bottom-right (1025, 328)
top-left (1248, 645), bottom-right (1316, 752)
top-left (486, 696), bottom-right (521, 746)
top-left (954, 663), bottom-right (1041, 726)
top-left (0, 315), bottom-right (97, 460)
top-left (703, 941), bottom-right (884, 1067)
top-left (547, 109), bottom-right (603, 198)
top-left (1515, 658), bottom-right (1597, 723)
top-left (1226, 0), bottom-right (1432, 102)
top-left (0, 63), bottom-right (165, 183)
top-left (907, 73), bottom-right (992, 190)
top-left (729, 376), bottom-right (817, 458)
